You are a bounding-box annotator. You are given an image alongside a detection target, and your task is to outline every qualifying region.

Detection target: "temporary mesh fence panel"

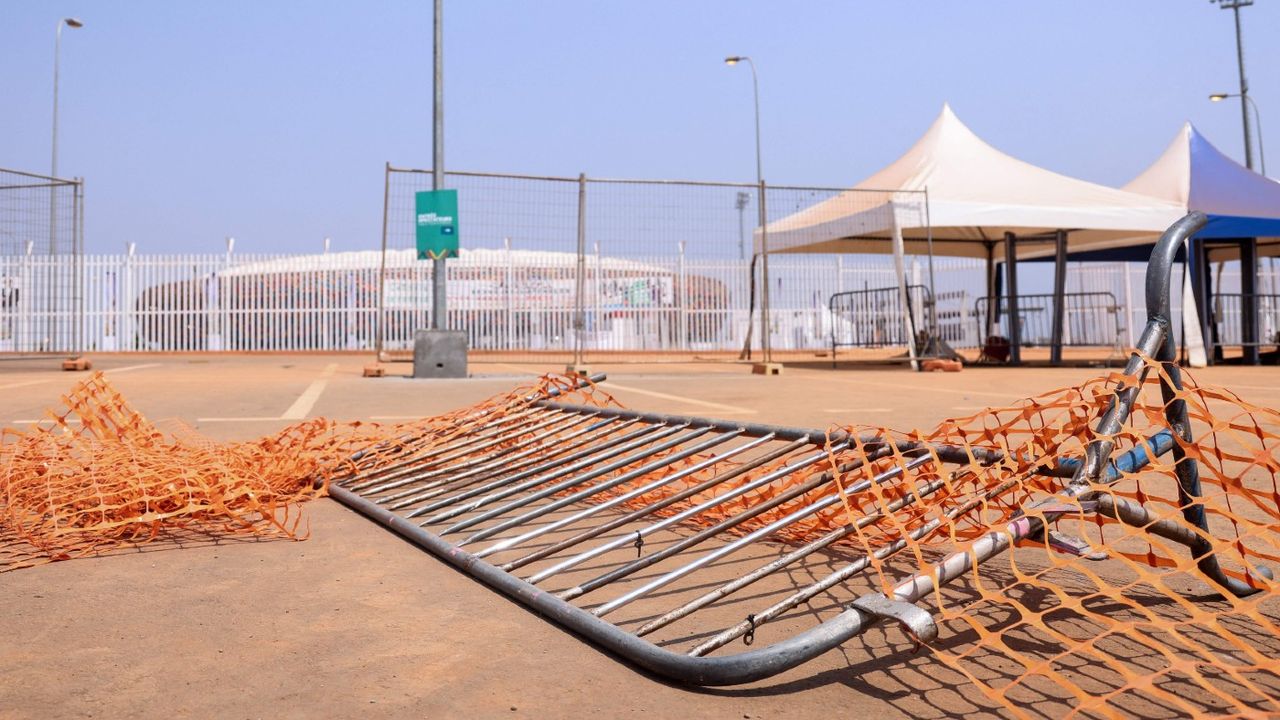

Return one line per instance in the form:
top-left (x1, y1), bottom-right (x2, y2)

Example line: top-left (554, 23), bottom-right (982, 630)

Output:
top-left (9, 163), bottom-right (1231, 360)
top-left (0, 168), bottom-right (83, 353)
top-left (374, 167), bottom-right (966, 361)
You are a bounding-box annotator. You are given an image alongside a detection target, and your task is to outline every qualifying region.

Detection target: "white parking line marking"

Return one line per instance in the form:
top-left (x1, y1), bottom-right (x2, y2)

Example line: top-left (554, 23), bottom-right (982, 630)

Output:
top-left (599, 381), bottom-right (756, 415)
top-left (281, 363), bottom-right (338, 420)
top-left (103, 363), bottom-right (162, 374)
top-left (0, 379), bottom-right (54, 391)
top-left (0, 362), bottom-right (161, 392)
top-left (825, 376), bottom-right (1021, 400)
top-left (196, 417), bottom-right (290, 423)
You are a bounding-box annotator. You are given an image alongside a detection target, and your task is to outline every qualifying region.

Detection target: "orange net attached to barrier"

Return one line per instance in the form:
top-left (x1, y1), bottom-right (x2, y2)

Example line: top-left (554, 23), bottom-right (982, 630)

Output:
top-left (577, 359), bottom-right (1280, 717)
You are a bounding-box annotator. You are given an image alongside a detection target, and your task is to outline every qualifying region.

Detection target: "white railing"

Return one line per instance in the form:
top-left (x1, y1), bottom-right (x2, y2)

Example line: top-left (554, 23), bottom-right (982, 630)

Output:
top-left (5, 250), bottom-right (1198, 357)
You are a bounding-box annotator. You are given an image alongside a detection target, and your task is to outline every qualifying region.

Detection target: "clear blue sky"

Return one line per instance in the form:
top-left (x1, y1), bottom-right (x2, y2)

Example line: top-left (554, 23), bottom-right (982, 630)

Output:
top-left (2, 1), bottom-right (1276, 254)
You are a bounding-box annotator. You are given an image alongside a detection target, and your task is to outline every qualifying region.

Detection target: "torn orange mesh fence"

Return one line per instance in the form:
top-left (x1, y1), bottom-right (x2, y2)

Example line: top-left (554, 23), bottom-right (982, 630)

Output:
top-left (0, 372), bottom-right (613, 571)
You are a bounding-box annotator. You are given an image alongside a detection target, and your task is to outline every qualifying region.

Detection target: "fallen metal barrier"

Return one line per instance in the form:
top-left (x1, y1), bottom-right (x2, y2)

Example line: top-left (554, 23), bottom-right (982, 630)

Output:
top-left (329, 213), bottom-right (1278, 710)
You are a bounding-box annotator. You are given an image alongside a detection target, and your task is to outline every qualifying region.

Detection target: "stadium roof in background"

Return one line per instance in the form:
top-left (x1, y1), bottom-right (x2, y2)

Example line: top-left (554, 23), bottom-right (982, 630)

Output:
top-left (762, 104), bottom-right (1185, 260)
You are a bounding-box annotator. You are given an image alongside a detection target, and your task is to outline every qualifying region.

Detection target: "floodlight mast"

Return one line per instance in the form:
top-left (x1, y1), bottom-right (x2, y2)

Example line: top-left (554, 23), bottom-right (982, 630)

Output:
top-left (1212, 0), bottom-right (1255, 171)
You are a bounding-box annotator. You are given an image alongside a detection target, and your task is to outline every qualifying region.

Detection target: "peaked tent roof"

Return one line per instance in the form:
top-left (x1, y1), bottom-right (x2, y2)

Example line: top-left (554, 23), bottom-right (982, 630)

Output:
top-left (1124, 123), bottom-right (1280, 239)
top-left (766, 104), bottom-right (1184, 259)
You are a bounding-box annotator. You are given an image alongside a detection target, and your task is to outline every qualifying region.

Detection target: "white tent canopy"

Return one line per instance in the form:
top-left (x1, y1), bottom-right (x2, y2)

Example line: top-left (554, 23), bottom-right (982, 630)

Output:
top-left (764, 104), bottom-right (1185, 260)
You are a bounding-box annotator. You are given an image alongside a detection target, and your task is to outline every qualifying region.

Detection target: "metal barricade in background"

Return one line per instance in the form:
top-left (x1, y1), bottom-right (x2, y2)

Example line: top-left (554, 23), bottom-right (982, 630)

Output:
top-left (1210, 293), bottom-right (1280, 351)
top-left (828, 284), bottom-right (934, 363)
top-left (975, 291), bottom-right (1123, 354)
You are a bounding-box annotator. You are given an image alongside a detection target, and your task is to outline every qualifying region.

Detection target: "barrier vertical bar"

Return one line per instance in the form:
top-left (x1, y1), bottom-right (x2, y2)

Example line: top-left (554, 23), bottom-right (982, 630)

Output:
top-left (1004, 232), bottom-right (1021, 365)
top-left (890, 204), bottom-right (919, 371)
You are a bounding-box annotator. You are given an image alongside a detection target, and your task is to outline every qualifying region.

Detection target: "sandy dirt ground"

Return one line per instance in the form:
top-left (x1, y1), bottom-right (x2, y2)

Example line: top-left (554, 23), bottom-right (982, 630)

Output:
top-left (3, 354), bottom-right (1280, 719)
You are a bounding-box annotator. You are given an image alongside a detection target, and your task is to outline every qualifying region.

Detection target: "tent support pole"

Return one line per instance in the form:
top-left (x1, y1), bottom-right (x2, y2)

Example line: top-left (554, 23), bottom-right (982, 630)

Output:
top-left (891, 205), bottom-right (919, 371)
top-left (984, 242), bottom-right (997, 339)
top-left (923, 187), bottom-right (938, 337)
top-left (1191, 240), bottom-right (1215, 366)
top-left (1241, 237), bottom-right (1260, 365)
top-left (1049, 230), bottom-right (1068, 366)
top-left (1003, 232), bottom-right (1021, 365)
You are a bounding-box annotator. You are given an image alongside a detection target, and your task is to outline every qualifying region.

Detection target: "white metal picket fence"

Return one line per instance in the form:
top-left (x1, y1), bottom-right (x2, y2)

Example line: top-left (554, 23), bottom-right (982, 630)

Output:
top-left (0, 249), bottom-right (969, 357)
top-left (5, 249), bottom-right (1259, 359)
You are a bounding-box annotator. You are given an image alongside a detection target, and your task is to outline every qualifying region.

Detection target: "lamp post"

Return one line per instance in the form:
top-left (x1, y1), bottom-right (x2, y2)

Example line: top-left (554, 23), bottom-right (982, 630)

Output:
top-left (52, 17), bottom-right (83, 183)
top-left (51, 16), bottom-right (83, 261)
top-left (1211, 93), bottom-right (1267, 176)
top-left (724, 55), bottom-right (773, 368)
top-left (1212, 0), bottom-right (1255, 171)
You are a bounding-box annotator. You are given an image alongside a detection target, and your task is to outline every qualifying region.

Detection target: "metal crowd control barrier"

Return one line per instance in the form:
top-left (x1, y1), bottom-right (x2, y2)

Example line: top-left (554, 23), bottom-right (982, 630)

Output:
top-left (828, 284), bottom-right (933, 364)
top-left (1210, 292), bottom-right (1280, 348)
top-left (975, 291), bottom-right (1122, 347)
top-left (328, 212), bottom-right (1266, 686)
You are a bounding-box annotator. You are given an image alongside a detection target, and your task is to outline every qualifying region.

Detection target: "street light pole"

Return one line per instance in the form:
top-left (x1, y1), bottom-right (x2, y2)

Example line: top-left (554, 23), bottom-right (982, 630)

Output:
top-left (1213, 0), bottom-right (1255, 171)
top-left (725, 55), bottom-right (773, 368)
top-left (52, 18), bottom-right (83, 183)
top-left (1211, 93), bottom-right (1267, 176)
top-left (50, 17), bottom-right (83, 258)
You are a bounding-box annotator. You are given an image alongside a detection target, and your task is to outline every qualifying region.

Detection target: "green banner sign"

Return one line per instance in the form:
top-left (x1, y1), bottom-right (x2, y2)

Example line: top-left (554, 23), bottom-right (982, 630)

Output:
top-left (415, 189), bottom-right (459, 259)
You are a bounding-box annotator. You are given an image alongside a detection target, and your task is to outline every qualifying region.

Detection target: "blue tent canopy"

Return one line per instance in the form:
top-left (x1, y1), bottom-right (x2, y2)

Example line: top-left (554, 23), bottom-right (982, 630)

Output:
top-left (1125, 123), bottom-right (1280, 240)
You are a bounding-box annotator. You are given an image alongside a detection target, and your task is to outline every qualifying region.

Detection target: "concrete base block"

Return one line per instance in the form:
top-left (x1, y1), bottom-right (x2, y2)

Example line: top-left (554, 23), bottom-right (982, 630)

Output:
top-left (751, 362), bottom-right (783, 376)
top-left (413, 330), bottom-right (468, 379)
top-left (362, 364), bottom-right (386, 378)
top-left (62, 356), bottom-right (91, 372)
top-left (564, 364), bottom-right (593, 377)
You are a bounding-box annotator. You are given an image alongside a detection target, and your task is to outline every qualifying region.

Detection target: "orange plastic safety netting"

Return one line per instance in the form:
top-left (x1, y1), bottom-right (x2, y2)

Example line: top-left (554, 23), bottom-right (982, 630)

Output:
top-left (0, 372), bottom-right (613, 572)
top-left (581, 357), bottom-right (1280, 718)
